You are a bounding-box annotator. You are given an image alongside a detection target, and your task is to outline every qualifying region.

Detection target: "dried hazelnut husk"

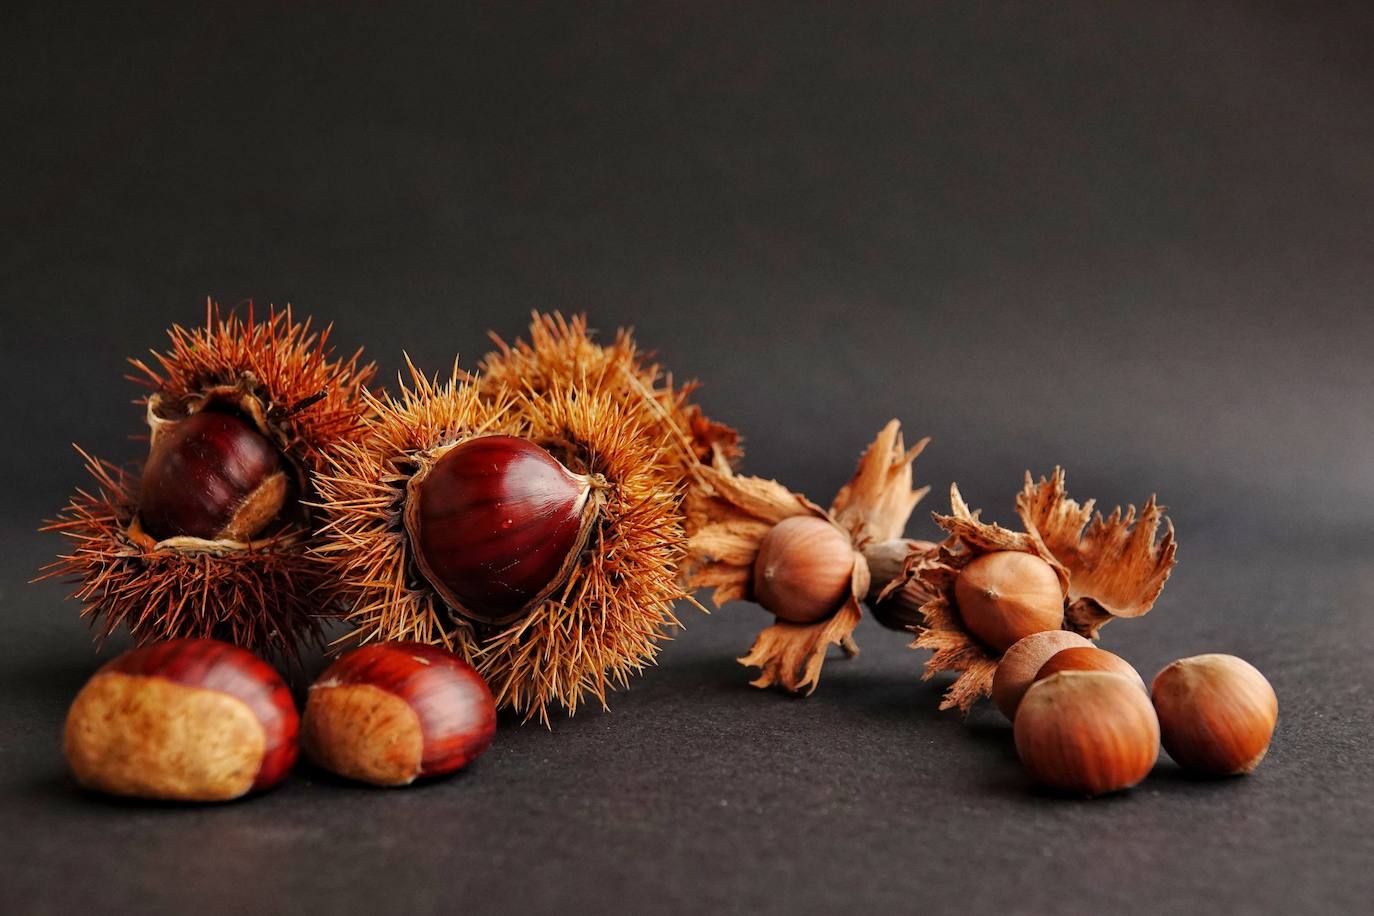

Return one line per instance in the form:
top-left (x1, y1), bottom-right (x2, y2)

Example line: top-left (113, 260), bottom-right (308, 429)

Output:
top-left (40, 304), bottom-right (375, 658)
top-left (1014, 670), bottom-right (1160, 796)
top-left (1151, 654), bottom-right (1277, 775)
top-left (312, 353), bottom-right (705, 723)
top-left (898, 469), bottom-right (1177, 712)
top-left (686, 421), bottom-right (933, 694)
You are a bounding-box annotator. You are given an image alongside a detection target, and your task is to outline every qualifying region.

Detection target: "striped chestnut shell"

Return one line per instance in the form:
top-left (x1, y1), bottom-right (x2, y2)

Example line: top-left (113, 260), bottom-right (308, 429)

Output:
top-left (404, 435), bottom-right (605, 627)
top-left (63, 638), bottom-right (299, 802)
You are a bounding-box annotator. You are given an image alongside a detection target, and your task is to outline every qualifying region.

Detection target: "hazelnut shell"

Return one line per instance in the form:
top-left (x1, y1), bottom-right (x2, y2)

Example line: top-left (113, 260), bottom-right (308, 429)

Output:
top-left (1151, 653), bottom-right (1277, 776)
top-left (1014, 670), bottom-right (1159, 796)
top-left (991, 630), bottom-right (1092, 720)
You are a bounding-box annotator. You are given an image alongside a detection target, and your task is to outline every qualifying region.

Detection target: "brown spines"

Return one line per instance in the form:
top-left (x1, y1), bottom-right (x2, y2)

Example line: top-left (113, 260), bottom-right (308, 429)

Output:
top-left (312, 355), bottom-right (695, 724)
top-left (39, 303), bottom-right (375, 658)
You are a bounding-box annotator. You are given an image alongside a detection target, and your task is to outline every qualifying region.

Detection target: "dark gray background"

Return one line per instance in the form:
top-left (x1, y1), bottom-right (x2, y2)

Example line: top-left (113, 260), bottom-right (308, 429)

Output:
top-left (4, 3), bottom-right (1372, 914)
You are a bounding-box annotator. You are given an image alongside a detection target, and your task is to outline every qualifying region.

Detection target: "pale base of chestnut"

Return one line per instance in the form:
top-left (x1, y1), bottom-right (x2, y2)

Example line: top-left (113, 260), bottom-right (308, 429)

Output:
top-left (64, 673), bottom-right (267, 801)
top-left (302, 684), bottom-right (425, 787)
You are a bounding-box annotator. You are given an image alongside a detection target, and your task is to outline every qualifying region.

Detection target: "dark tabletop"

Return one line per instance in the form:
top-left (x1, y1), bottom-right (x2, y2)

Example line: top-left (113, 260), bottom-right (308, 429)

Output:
top-left (4, 3), bottom-right (1373, 914)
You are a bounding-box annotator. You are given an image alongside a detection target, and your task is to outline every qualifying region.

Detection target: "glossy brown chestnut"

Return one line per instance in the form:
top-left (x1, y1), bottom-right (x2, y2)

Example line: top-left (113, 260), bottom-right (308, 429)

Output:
top-left (139, 410), bottom-right (289, 542)
top-left (954, 551), bottom-right (1065, 651)
top-left (302, 642), bottom-right (496, 786)
top-left (64, 638), bottom-right (299, 801)
top-left (1036, 646), bottom-right (1146, 692)
top-left (1014, 670), bottom-right (1159, 796)
top-left (1151, 654), bottom-right (1277, 775)
top-left (753, 516), bottom-right (856, 624)
top-left (991, 629), bottom-right (1093, 720)
top-left (405, 435), bottom-right (601, 626)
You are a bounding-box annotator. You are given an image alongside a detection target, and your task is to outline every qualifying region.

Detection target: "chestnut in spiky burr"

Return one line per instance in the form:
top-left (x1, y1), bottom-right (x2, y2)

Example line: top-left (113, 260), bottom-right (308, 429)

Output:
top-left (685, 421), bottom-right (934, 694)
top-left (311, 358), bottom-right (695, 723)
top-left (64, 638), bottom-right (299, 802)
top-left (38, 303), bottom-right (375, 658)
top-left (901, 469), bottom-right (1177, 713)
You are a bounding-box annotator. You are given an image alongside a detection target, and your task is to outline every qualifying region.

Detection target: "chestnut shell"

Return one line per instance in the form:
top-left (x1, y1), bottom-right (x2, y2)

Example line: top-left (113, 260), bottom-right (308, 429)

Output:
top-left (139, 411), bottom-right (288, 542)
top-left (405, 435), bottom-right (599, 626)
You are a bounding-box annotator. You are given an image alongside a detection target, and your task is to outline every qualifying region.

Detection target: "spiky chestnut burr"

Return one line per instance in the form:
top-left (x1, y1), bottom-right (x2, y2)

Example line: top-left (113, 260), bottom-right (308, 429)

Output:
top-left (898, 469), bottom-right (1177, 713)
top-left (311, 360), bottom-right (694, 722)
top-left (39, 304), bottom-right (375, 657)
top-left (64, 639), bottom-right (298, 801)
top-left (302, 642), bottom-right (496, 786)
top-left (475, 312), bottom-right (742, 491)
top-left (685, 421), bottom-right (933, 694)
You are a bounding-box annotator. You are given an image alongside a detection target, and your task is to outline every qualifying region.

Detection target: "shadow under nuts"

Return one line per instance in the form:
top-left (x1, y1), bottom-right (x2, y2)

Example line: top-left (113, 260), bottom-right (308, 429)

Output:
top-left (1014, 670), bottom-right (1159, 796)
top-left (1151, 653), bottom-right (1277, 776)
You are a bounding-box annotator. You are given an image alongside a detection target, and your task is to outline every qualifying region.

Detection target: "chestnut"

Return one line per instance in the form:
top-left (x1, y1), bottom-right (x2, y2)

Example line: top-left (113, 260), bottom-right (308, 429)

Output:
top-left (953, 551), bottom-right (1064, 651)
top-left (991, 629), bottom-right (1093, 720)
top-left (139, 410), bottom-right (289, 542)
top-left (752, 516), bottom-right (856, 624)
top-left (64, 638), bottom-right (299, 802)
top-left (1014, 670), bottom-right (1159, 796)
top-left (302, 642), bottom-right (496, 786)
top-left (1035, 646), bottom-right (1146, 692)
top-left (1151, 654), bottom-right (1277, 775)
top-left (404, 435), bottom-right (603, 626)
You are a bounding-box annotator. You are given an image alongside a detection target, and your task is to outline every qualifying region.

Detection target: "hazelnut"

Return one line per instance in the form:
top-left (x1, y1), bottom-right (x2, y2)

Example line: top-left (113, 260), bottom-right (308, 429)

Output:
top-left (752, 516), bottom-right (856, 624)
top-left (954, 551), bottom-right (1064, 651)
top-left (991, 630), bottom-right (1092, 719)
top-left (64, 639), bottom-right (299, 801)
top-left (302, 643), bottom-right (496, 786)
top-left (1014, 671), bottom-right (1159, 796)
top-left (1151, 654), bottom-right (1277, 775)
top-left (1035, 646), bottom-right (1146, 692)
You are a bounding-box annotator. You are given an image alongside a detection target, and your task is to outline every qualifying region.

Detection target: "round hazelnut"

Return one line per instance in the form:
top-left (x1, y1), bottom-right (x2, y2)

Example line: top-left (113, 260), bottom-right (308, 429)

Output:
top-left (64, 639), bottom-right (299, 802)
top-left (954, 551), bottom-right (1064, 651)
top-left (752, 516), bottom-right (856, 624)
top-left (1014, 670), bottom-right (1159, 796)
top-left (1151, 654), bottom-right (1277, 776)
top-left (991, 629), bottom-right (1092, 720)
top-left (1035, 646), bottom-right (1146, 692)
top-left (302, 642), bottom-right (496, 787)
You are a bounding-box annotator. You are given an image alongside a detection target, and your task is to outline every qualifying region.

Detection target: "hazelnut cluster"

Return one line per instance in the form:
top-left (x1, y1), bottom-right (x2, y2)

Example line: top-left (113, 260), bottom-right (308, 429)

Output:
top-left (64, 638), bottom-right (497, 801)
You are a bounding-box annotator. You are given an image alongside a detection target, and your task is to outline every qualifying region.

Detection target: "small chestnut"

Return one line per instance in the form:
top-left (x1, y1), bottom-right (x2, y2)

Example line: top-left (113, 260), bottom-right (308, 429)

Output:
top-left (752, 516), bottom-right (856, 624)
top-left (302, 642), bottom-right (496, 787)
top-left (139, 410), bottom-right (289, 542)
top-left (64, 639), bottom-right (299, 802)
top-left (405, 435), bottom-right (602, 626)
top-left (1014, 670), bottom-right (1159, 796)
top-left (1035, 646), bottom-right (1146, 692)
top-left (954, 551), bottom-right (1064, 651)
top-left (1151, 654), bottom-right (1277, 776)
top-left (991, 629), bottom-right (1092, 720)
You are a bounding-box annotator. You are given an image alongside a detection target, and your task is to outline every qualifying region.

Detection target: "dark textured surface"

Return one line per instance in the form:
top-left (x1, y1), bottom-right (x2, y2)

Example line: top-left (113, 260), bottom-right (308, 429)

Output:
top-left (4, 3), bottom-right (1373, 914)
